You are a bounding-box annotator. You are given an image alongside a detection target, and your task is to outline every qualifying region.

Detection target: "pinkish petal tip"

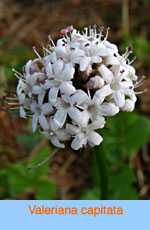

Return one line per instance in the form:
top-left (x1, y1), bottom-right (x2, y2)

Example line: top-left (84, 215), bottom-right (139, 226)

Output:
top-left (66, 25), bottom-right (74, 32)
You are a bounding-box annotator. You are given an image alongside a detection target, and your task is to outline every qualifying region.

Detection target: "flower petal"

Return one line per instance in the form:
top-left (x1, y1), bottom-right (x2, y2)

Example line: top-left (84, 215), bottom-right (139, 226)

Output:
top-left (98, 64), bottom-right (114, 84)
top-left (53, 60), bottom-right (64, 75)
top-left (32, 113), bottom-right (39, 132)
top-left (68, 106), bottom-right (82, 123)
top-left (38, 91), bottom-right (45, 105)
top-left (54, 46), bottom-right (67, 58)
top-left (88, 117), bottom-right (106, 130)
top-left (66, 124), bottom-right (80, 135)
top-left (46, 63), bottom-right (53, 78)
top-left (56, 129), bottom-right (71, 141)
top-left (106, 56), bottom-right (120, 65)
top-left (71, 134), bottom-right (87, 150)
top-left (59, 82), bottom-right (76, 95)
top-left (61, 65), bottom-right (75, 81)
top-left (39, 114), bottom-right (49, 130)
top-left (50, 51), bottom-right (57, 63)
top-left (99, 102), bottom-right (119, 116)
top-left (48, 87), bottom-right (59, 104)
top-left (91, 56), bottom-right (102, 63)
top-left (41, 103), bottom-right (53, 114)
top-left (95, 85), bottom-right (112, 103)
top-left (121, 99), bottom-right (135, 112)
top-left (20, 106), bottom-right (26, 118)
top-left (18, 93), bottom-right (25, 104)
top-left (54, 110), bottom-right (67, 129)
top-left (25, 60), bottom-right (32, 74)
top-left (32, 85), bottom-right (43, 95)
top-left (87, 131), bottom-right (103, 146)
top-left (80, 56), bottom-right (91, 71)
top-left (51, 136), bottom-right (65, 148)
top-left (70, 90), bottom-right (89, 105)
top-left (113, 90), bottom-right (125, 107)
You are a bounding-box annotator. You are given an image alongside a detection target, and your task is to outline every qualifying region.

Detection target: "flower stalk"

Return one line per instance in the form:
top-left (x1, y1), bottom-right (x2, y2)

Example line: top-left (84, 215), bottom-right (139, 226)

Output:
top-left (94, 146), bottom-right (109, 200)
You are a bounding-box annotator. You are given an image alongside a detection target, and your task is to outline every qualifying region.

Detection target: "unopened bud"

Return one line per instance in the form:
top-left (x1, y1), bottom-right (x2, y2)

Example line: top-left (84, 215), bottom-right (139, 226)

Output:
top-left (82, 65), bottom-right (92, 80)
top-left (85, 75), bottom-right (104, 89)
top-left (121, 99), bottom-right (135, 112)
top-left (66, 25), bottom-right (74, 32)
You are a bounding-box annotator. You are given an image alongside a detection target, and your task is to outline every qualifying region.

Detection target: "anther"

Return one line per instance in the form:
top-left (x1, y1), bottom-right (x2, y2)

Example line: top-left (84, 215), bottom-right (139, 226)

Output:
top-left (93, 24), bottom-right (97, 30)
top-left (126, 46), bottom-right (133, 54)
top-left (99, 26), bottom-right (104, 32)
top-left (32, 46), bottom-right (41, 58)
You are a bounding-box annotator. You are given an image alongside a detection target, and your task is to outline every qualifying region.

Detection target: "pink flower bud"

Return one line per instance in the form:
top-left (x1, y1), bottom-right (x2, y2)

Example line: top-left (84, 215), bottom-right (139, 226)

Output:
top-left (60, 28), bottom-right (69, 34)
top-left (66, 25), bottom-right (73, 32)
top-left (85, 75), bottom-right (104, 89)
top-left (82, 65), bottom-right (92, 80)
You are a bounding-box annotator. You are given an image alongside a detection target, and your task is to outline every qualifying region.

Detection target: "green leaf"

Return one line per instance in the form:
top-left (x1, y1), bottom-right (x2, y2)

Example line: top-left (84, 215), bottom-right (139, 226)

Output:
top-left (7, 163), bottom-right (32, 197)
top-left (35, 180), bottom-right (57, 200)
top-left (80, 187), bottom-right (100, 200)
top-left (132, 36), bottom-right (149, 59)
top-left (16, 133), bottom-right (42, 150)
top-left (100, 111), bottom-right (150, 160)
top-left (7, 46), bottom-right (29, 56)
top-left (109, 165), bottom-right (139, 200)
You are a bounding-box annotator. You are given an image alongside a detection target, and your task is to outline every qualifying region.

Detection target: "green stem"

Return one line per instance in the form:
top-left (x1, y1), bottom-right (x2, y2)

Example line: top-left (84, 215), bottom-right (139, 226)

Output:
top-left (28, 148), bottom-right (59, 170)
top-left (94, 146), bottom-right (109, 200)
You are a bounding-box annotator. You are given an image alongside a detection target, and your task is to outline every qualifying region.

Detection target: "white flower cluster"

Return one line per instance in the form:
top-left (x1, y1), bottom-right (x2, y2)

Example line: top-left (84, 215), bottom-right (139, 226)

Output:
top-left (10, 25), bottom-right (145, 150)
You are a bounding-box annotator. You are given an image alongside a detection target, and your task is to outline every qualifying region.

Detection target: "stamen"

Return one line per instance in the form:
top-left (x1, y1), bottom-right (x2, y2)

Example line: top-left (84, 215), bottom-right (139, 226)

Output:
top-left (129, 56), bottom-right (137, 65)
top-left (126, 46), bottom-right (133, 54)
top-left (122, 46), bottom-right (133, 61)
top-left (134, 76), bottom-right (146, 88)
top-left (42, 46), bottom-right (51, 55)
top-left (87, 89), bottom-right (91, 100)
top-left (75, 105), bottom-right (84, 110)
top-left (32, 46), bottom-right (41, 58)
top-left (84, 27), bottom-right (88, 36)
top-left (9, 106), bottom-right (20, 110)
top-left (14, 73), bottom-right (27, 83)
top-left (5, 97), bottom-right (18, 100)
top-left (98, 26), bottom-right (104, 40)
top-left (12, 68), bottom-right (24, 78)
top-left (135, 88), bottom-right (147, 95)
top-left (40, 43), bottom-right (46, 56)
top-left (7, 102), bottom-right (20, 105)
top-left (48, 35), bottom-right (55, 47)
top-left (105, 27), bottom-right (110, 40)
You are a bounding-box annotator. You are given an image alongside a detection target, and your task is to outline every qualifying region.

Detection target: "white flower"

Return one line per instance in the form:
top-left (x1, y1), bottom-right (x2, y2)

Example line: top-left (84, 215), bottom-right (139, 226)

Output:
top-left (31, 85), bottom-right (46, 105)
top-left (30, 101), bottom-right (53, 132)
top-left (18, 93), bottom-right (30, 118)
top-left (75, 90), bottom-right (119, 121)
top-left (66, 118), bottom-right (105, 150)
top-left (78, 42), bottom-right (107, 71)
top-left (11, 25), bottom-right (142, 151)
top-left (41, 60), bottom-right (76, 104)
top-left (51, 94), bottom-right (83, 131)
top-left (42, 128), bottom-right (70, 149)
top-left (121, 99), bottom-right (135, 112)
top-left (97, 64), bottom-right (134, 107)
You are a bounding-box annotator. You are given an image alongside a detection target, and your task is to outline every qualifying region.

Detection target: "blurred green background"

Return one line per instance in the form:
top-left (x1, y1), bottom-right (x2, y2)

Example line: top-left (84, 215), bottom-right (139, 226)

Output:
top-left (0, 0), bottom-right (150, 200)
